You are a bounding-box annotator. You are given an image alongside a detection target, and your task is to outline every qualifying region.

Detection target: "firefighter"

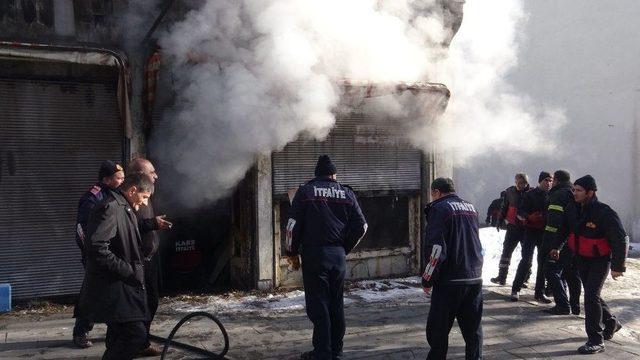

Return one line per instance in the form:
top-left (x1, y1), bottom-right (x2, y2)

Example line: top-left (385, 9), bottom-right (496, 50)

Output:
top-left (286, 155), bottom-right (367, 360)
top-left (485, 191), bottom-right (505, 227)
top-left (72, 160), bottom-right (124, 348)
top-left (491, 173), bottom-right (529, 285)
top-left (570, 175), bottom-right (627, 354)
top-left (127, 157), bottom-right (171, 357)
top-left (542, 170), bottom-right (582, 315)
top-left (422, 178), bottom-right (483, 360)
top-left (510, 172), bottom-right (553, 302)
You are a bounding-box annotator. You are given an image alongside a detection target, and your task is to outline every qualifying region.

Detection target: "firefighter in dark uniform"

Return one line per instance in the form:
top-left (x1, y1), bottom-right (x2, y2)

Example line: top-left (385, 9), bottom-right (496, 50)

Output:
top-left (485, 191), bottom-right (505, 227)
top-left (422, 178), bottom-right (483, 360)
top-left (570, 175), bottom-right (627, 354)
top-left (542, 170), bottom-right (581, 315)
top-left (72, 160), bottom-right (124, 348)
top-left (286, 155), bottom-right (367, 360)
top-left (510, 171), bottom-right (553, 303)
top-left (491, 173), bottom-right (529, 285)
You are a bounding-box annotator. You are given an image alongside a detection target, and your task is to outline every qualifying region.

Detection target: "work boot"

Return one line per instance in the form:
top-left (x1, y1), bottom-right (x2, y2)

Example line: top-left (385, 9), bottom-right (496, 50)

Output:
top-left (578, 342), bottom-right (605, 354)
top-left (72, 334), bottom-right (93, 348)
top-left (138, 345), bottom-right (162, 357)
top-left (603, 320), bottom-right (622, 340)
top-left (543, 306), bottom-right (570, 315)
top-left (490, 276), bottom-right (506, 286)
top-left (534, 293), bottom-right (552, 304)
top-left (571, 305), bottom-right (581, 315)
top-left (301, 351), bottom-right (316, 360)
top-left (510, 291), bottom-right (519, 302)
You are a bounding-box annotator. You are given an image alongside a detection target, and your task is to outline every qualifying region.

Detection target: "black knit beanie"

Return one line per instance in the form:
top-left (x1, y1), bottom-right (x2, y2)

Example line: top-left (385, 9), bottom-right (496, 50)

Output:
top-left (538, 171), bottom-right (552, 183)
top-left (98, 160), bottom-right (123, 180)
top-left (314, 155), bottom-right (337, 177)
top-left (574, 175), bottom-right (597, 192)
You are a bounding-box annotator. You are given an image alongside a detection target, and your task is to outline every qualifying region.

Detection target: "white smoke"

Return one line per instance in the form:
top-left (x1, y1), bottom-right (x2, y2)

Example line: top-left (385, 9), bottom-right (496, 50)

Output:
top-left (144, 0), bottom-right (565, 206)
top-left (428, 0), bottom-right (566, 163)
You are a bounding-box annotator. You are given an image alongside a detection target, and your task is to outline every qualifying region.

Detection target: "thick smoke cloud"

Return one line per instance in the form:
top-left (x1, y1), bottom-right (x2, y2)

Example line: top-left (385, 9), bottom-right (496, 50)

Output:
top-left (138, 0), bottom-right (566, 208)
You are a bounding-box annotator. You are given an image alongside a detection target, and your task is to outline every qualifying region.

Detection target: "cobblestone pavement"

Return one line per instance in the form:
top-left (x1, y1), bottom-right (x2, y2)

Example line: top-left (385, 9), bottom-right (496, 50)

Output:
top-left (1, 288), bottom-right (639, 359)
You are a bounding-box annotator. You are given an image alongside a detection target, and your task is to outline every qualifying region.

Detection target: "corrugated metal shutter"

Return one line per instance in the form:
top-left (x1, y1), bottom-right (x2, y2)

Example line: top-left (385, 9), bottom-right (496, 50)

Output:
top-left (0, 77), bottom-right (123, 299)
top-left (272, 113), bottom-right (422, 194)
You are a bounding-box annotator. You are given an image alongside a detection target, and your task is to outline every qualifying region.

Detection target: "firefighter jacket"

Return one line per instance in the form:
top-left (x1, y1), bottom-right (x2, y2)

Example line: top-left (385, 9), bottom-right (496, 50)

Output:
top-left (75, 182), bottom-right (111, 252)
top-left (422, 194), bottom-right (483, 288)
top-left (286, 177), bottom-right (367, 256)
top-left (500, 185), bottom-right (529, 226)
top-left (569, 196), bottom-right (628, 272)
top-left (543, 181), bottom-right (575, 250)
top-left (517, 187), bottom-right (549, 230)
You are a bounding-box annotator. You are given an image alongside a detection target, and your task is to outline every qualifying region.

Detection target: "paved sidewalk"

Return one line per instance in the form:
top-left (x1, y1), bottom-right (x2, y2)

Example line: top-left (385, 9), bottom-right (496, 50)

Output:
top-left (1, 288), bottom-right (639, 359)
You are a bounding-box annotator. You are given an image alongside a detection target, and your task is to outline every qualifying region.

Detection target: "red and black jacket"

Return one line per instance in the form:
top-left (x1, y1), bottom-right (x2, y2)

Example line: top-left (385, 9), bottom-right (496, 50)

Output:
top-left (517, 187), bottom-right (548, 230)
top-left (569, 196), bottom-right (628, 272)
top-left (500, 185), bottom-right (529, 227)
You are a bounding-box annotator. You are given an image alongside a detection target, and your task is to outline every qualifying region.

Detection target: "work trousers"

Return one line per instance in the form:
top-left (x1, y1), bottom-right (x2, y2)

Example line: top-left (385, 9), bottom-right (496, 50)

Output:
top-left (545, 247), bottom-right (581, 311)
top-left (103, 321), bottom-right (148, 360)
top-left (73, 258), bottom-right (94, 337)
top-left (143, 253), bottom-right (160, 348)
top-left (302, 246), bottom-right (347, 360)
top-left (426, 283), bottom-right (483, 360)
top-left (496, 225), bottom-right (525, 280)
top-left (576, 256), bottom-right (616, 344)
top-left (512, 229), bottom-right (545, 294)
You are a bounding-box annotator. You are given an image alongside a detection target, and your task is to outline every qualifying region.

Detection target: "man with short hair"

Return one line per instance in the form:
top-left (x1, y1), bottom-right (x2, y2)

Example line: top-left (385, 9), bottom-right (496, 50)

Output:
top-left (510, 171), bottom-right (553, 303)
top-left (72, 160), bottom-right (124, 348)
top-left (80, 173), bottom-right (154, 360)
top-left (127, 157), bottom-right (170, 357)
top-left (485, 191), bottom-right (505, 227)
top-left (570, 175), bottom-right (627, 354)
top-left (543, 170), bottom-right (582, 315)
top-left (286, 155), bottom-right (367, 360)
top-left (422, 177), bottom-right (483, 360)
top-left (491, 173), bottom-right (529, 285)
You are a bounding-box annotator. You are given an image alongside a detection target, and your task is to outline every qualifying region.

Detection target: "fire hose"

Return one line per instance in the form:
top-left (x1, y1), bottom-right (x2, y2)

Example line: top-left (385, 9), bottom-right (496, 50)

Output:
top-left (149, 311), bottom-right (229, 359)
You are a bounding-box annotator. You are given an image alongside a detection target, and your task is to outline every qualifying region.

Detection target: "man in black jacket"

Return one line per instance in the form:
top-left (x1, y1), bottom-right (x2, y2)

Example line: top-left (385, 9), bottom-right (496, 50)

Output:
top-left (543, 170), bottom-right (581, 315)
top-left (491, 173), bottom-right (529, 285)
top-left (286, 155), bottom-right (367, 360)
top-left (570, 175), bottom-right (628, 354)
top-left (485, 191), bottom-right (505, 227)
top-left (80, 173), bottom-right (154, 360)
top-left (510, 171), bottom-right (552, 303)
top-left (127, 157), bottom-right (171, 357)
top-left (422, 178), bottom-right (483, 360)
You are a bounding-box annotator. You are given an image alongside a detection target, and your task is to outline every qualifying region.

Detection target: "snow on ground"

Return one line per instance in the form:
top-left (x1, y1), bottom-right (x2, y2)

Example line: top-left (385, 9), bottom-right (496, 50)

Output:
top-left (168, 227), bottom-right (639, 340)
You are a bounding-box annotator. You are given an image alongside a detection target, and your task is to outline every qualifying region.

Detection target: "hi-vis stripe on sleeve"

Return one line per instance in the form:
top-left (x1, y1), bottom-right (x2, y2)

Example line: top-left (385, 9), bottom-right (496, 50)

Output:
top-left (548, 204), bottom-right (564, 212)
top-left (285, 219), bottom-right (296, 252)
top-left (545, 225), bottom-right (558, 233)
top-left (422, 245), bottom-right (442, 282)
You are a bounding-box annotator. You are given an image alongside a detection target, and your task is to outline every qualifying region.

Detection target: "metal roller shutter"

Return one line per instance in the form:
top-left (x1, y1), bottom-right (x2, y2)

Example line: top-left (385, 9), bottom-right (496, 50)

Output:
top-left (272, 113), bottom-right (422, 195)
top-left (0, 76), bottom-right (123, 299)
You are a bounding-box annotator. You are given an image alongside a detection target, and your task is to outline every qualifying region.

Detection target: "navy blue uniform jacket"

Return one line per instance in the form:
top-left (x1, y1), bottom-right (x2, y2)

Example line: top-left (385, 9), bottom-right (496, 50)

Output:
top-left (286, 177), bottom-right (367, 256)
top-left (422, 194), bottom-right (483, 287)
top-left (76, 182), bottom-right (111, 251)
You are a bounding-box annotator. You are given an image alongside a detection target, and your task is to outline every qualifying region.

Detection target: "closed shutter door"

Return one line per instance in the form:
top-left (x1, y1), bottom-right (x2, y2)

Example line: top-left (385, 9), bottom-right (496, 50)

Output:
top-left (272, 113), bottom-right (422, 195)
top-left (0, 77), bottom-right (123, 299)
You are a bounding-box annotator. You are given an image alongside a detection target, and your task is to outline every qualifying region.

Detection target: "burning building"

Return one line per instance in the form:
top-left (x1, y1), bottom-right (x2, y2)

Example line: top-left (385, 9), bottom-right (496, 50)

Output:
top-left (0, 0), bottom-right (463, 300)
